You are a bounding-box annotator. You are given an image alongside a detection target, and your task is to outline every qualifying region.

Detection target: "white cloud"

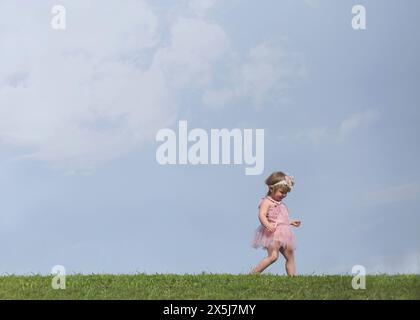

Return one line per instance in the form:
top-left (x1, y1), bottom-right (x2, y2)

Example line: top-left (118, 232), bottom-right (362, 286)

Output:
top-left (151, 17), bottom-right (229, 89)
top-left (0, 1), bottom-right (302, 172)
top-left (203, 42), bottom-right (305, 109)
top-left (320, 250), bottom-right (420, 275)
top-left (364, 251), bottom-right (420, 274)
top-left (188, 0), bottom-right (219, 16)
top-left (306, 126), bottom-right (330, 145)
top-left (0, 1), bottom-right (172, 171)
top-left (362, 181), bottom-right (420, 205)
top-left (339, 109), bottom-right (378, 135)
top-left (0, 1), bottom-right (230, 172)
top-left (285, 109), bottom-right (379, 146)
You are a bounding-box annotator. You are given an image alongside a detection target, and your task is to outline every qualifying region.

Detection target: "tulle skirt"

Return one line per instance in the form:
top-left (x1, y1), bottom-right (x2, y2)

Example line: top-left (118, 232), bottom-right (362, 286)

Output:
top-left (252, 223), bottom-right (296, 250)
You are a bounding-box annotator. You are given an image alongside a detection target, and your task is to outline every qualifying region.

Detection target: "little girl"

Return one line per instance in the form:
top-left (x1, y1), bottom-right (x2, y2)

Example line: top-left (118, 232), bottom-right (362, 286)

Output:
top-left (250, 171), bottom-right (301, 276)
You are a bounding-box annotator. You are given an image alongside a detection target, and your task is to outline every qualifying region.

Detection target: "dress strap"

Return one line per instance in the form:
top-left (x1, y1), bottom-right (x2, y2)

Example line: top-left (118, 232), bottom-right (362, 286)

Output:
top-left (266, 196), bottom-right (282, 205)
top-left (258, 196), bottom-right (282, 209)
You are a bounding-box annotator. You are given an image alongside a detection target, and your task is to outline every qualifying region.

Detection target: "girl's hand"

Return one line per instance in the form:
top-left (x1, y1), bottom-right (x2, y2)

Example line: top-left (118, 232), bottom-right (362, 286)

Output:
top-left (264, 222), bottom-right (277, 232)
top-left (290, 220), bottom-right (301, 227)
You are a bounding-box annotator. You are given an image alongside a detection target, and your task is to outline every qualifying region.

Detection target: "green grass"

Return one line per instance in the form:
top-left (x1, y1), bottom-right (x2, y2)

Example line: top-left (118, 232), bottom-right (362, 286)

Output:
top-left (0, 274), bottom-right (419, 300)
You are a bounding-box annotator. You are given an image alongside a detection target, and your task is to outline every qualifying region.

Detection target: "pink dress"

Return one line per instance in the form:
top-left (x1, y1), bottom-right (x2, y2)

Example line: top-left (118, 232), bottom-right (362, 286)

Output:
top-left (251, 196), bottom-right (296, 250)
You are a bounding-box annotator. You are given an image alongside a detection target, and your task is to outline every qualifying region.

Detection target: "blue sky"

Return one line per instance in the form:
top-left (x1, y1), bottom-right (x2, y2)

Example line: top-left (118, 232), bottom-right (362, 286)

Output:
top-left (0, 0), bottom-right (419, 275)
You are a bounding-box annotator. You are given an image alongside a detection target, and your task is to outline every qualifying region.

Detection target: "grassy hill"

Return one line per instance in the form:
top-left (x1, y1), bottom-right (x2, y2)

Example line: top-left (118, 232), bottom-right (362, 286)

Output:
top-left (0, 274), bottom-right (418, 300)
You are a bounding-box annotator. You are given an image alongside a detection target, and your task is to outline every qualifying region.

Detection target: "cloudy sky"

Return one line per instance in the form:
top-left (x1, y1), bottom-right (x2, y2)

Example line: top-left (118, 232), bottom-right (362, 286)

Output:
top-left (0, 0), bottom-right (419, 275)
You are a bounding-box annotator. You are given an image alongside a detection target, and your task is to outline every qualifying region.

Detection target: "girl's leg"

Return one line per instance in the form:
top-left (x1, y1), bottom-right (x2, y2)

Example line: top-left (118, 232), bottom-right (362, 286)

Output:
top-left (250, 245), bottom-right (279, 274)
top-left (279, 247), bottom-right (296, 276)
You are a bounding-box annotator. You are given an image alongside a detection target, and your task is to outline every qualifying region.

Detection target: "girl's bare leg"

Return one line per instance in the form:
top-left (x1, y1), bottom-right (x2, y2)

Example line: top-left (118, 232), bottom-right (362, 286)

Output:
top-left (280, 247), bottom-right (296, 276)
top-left (250, 245), bottom-right (279, 274)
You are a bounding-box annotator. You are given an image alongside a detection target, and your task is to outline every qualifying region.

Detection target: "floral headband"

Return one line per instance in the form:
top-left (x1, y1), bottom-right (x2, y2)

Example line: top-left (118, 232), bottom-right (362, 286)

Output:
top-left (270, 175), bottom-right (295, 190)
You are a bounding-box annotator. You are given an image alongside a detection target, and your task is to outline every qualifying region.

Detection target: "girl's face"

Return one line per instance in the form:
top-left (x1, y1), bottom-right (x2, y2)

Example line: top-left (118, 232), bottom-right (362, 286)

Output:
top-left (271, 188), bottom-right (288, 201)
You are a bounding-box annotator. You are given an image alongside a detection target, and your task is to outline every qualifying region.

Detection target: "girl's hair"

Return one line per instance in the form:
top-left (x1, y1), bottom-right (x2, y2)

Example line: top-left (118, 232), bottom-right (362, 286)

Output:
top-left (265, 171), bottom-right (292, 196)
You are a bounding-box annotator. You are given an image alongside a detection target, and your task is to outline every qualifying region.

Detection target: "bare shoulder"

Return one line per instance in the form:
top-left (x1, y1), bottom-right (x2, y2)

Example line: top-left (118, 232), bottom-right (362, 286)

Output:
top-left (258, 198), bottom-right (271, 209)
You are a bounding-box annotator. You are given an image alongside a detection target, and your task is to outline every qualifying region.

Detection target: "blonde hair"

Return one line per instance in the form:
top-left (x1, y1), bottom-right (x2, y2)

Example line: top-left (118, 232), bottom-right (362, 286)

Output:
top-left (265, 171), bottom-right (293, 196)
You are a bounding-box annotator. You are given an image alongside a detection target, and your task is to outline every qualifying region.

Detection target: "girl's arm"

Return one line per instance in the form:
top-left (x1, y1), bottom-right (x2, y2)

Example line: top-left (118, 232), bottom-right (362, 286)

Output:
top-left (258, 200), bottom-right (275, 232)
top-left (286, 204), bottom-right (301, 227)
